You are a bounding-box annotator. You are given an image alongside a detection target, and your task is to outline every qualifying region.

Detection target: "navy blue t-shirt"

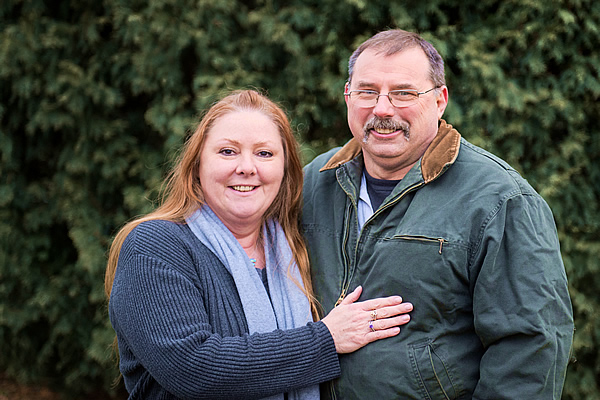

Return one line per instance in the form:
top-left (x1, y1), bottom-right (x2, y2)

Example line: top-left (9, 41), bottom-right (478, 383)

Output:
top-left (364, 169), bottom-right (401, 211)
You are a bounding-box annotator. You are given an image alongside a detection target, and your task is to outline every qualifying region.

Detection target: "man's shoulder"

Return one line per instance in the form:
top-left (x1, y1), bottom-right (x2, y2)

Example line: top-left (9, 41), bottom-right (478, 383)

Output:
top-left (458, 139), bottom-right (513, 171)
top-left (304, 146), bottom-right (343, 174)
top-left (456, 138), bottom-right (538, 196)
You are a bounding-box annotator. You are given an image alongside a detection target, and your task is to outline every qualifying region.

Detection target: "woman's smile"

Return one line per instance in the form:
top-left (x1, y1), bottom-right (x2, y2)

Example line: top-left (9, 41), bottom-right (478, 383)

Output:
top-left (199, 110), bottom-right (284, 233)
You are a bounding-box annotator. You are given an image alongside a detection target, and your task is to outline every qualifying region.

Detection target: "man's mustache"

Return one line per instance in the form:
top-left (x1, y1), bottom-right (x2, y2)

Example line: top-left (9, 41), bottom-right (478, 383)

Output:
top-left (362, 117), bottom-right (410, 142)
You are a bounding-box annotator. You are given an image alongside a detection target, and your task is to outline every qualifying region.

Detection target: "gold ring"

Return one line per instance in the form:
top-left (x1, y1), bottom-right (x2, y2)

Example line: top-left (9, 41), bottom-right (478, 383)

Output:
top-left (370, 309), bottom-right (378, 321)
top-left (369, 321), bottom-right (376, 332)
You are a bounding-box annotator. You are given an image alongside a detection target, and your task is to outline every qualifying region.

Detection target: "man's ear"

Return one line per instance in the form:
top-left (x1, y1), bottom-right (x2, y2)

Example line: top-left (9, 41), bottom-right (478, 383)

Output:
top-left (344, 82), bottom-right (350, 107)
top-left (436, 85), bottom-right (449, 120)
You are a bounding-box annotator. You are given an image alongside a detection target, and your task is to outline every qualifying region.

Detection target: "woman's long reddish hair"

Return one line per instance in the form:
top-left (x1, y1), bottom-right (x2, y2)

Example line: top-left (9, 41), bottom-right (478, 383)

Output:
top-left (104, 90), bottom-right (317, 317)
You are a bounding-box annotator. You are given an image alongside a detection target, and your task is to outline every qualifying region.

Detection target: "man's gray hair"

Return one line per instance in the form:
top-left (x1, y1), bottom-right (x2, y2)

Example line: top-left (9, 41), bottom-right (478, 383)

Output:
top-left (348, 29), bottom-right (446, 88)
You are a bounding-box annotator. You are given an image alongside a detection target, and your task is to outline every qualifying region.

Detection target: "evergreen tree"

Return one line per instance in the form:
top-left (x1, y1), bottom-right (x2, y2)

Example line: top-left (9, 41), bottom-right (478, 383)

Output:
top-left (1, 0), bottom-right (598, 397)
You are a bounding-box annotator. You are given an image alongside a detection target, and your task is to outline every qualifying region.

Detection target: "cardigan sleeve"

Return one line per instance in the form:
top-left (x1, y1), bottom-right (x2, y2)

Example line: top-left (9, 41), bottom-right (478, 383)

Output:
top-left (109, 220), bottom-right (340, 399)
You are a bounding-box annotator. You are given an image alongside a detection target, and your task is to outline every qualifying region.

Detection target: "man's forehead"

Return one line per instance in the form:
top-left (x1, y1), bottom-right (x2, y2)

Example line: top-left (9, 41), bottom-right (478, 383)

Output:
top-left (352, 47), bottom-right (431, 83)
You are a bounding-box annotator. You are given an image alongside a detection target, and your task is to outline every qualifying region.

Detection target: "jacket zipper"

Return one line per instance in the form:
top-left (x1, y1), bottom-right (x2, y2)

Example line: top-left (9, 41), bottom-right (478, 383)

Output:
top-left (387, 235), bottom-right (448, 254)
top-left (335, 197), bottom-right (355, 307)
top-left (335, 181), bottom-right (424, 306)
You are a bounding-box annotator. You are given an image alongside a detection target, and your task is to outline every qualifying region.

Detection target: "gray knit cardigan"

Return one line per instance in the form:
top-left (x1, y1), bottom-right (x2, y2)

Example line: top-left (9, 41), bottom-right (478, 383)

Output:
top-left (109, 220), bottom-right (341, 399)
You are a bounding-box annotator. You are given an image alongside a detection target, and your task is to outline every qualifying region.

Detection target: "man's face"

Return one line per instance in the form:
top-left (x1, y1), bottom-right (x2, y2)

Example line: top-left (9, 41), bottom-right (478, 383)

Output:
top-left (345, 47), bottom-right (448, 180)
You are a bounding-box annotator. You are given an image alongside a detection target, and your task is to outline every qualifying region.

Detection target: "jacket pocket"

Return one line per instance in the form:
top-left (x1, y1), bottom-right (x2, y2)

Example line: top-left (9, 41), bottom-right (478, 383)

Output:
top-left (385, 234), bottom-right (448, 254)
top-left (409, 339), bottom-right (459, 400)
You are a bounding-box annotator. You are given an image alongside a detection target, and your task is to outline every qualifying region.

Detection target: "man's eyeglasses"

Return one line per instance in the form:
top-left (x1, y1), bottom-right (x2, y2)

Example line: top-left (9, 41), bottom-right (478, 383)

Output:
top-left (344, 87), bottom-right (440, 108)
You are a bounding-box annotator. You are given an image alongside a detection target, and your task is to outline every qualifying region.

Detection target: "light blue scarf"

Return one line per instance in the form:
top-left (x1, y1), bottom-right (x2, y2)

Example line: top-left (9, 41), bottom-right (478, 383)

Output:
top-left (186, 206), bottom-right (319, 400)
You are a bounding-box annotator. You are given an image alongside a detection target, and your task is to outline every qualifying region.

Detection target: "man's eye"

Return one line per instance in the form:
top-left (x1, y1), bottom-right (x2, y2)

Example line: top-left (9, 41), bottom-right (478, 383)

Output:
top-left (354, 91), bottom-right (378, 99)
top-left (392, 91), bottom-right (417, 98)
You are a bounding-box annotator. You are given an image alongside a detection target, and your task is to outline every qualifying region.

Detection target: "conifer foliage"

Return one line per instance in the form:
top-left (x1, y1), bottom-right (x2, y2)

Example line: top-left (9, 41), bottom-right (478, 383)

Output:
top-left (1, 0), bottom-right (598, 398)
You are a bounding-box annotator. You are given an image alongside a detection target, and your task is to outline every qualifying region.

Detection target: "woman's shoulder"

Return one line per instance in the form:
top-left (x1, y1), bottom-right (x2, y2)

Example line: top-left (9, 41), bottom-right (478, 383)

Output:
top-left (121, 219), bottom-right (205, 263)
top-left (133, 218), bottom-right (188, 236)
top-left (128, 219), bottom-right (189, 245)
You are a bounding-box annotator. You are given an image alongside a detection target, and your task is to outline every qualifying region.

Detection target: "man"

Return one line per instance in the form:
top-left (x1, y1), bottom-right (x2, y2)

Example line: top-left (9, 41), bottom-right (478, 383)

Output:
top-left (302, 29), bottom-right (574, 399)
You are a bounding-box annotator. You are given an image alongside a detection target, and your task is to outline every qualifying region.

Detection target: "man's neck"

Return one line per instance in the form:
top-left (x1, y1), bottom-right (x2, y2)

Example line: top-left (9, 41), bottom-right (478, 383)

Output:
top-left (363, 159), bottom-right (415, 180)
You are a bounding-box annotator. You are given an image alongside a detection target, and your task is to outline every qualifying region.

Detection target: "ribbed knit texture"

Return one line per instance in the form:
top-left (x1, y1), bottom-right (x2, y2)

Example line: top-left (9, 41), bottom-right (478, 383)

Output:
top-left (109, 220), bottom-right (340, 400)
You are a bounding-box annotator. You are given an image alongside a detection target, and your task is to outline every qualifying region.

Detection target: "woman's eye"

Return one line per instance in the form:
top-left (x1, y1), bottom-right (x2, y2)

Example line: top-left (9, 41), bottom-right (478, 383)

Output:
top-left (219, 149), bottom-right (235, 155)
top-left (257, 150), bottom-right (273, 158)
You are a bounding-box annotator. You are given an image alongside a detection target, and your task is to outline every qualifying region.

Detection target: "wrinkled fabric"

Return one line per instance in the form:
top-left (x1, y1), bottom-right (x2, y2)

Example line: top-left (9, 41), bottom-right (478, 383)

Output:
top-left (186, 205), bottom-right (319, 400)
top-left (109, 220), bottom-right (340, 399)
top-left (302, 120), bottom-right (574, 400)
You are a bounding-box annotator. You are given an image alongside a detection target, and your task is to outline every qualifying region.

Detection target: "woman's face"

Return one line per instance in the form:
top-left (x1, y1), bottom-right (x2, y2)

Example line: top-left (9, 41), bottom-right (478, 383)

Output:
top-left (199, 110), bottom-right (285, 234)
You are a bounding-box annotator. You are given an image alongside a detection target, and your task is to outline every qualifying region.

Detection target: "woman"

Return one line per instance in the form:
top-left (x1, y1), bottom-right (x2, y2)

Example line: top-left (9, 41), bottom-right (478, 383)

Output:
top-left (105, 90), bottom-right (412, 399)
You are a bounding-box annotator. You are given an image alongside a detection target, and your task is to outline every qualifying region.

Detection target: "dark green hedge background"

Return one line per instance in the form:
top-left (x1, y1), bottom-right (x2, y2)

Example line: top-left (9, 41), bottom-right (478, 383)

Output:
top-left (1, 0), bottom-right (599, 398)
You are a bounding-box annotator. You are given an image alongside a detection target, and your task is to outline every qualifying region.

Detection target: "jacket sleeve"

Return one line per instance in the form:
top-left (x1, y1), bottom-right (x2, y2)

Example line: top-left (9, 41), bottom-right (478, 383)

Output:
top-left (470, 190), bottom-right (574, 399)
top-left (109, 223), bottom-right (340, 400)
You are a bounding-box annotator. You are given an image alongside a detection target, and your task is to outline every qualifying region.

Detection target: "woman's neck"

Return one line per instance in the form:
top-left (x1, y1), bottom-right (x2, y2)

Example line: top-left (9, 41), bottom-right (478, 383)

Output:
top-left (233, 227), bottom-right (265, 269)
top-left (238, 232), bottom-right (260, 254)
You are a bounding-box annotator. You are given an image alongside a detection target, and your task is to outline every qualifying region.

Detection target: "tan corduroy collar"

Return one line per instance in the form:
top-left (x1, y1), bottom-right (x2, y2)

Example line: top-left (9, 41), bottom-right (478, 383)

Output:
top-left (319, 119), bottom-right (461, 183)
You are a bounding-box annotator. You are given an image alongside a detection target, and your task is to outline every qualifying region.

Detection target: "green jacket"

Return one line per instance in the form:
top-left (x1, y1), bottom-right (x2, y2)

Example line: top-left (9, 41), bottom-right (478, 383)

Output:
top-left (302, 120), bottom-right (574, 400)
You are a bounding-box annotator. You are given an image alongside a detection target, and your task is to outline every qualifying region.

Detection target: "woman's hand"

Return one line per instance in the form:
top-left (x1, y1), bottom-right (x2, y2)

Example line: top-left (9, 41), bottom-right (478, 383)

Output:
top-left (321, 286), bottom-right (413, 354)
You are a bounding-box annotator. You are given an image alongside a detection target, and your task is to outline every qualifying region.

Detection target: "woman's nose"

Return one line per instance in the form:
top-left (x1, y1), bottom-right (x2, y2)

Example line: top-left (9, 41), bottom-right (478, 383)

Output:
top-left (235, 154), bottom-right (257, 175)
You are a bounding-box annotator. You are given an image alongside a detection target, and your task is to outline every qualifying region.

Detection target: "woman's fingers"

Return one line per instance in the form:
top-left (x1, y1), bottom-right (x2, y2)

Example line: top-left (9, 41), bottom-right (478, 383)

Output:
top-left (370, 314), bottom-right (411, 331)
top-left (321, 287), bottom-right (414, 354)
top-left (339, 285), bottom-right (362, 306)
top-left (358, 295), bottom-right (404, 311)
top-left (367, 326), bottom-right (401, 340)
top-left (363, 314), bottom-right (411, 342)
top-left (371, 302), bottom-right (414, 319)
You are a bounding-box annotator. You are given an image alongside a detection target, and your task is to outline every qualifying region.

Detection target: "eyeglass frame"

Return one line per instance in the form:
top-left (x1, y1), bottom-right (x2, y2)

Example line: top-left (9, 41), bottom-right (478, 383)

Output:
top-left (343, 86), bottom-right (441, 108)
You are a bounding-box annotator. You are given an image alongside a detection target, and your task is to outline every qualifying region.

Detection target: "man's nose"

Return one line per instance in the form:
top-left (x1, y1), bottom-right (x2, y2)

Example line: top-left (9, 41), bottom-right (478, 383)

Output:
top-left (372, 94), bottom-right (395, 118)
